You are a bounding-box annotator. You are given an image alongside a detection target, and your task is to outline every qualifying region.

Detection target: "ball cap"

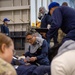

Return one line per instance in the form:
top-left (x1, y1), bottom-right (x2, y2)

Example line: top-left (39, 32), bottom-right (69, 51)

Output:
top-left (3, 18), bottom-right (10, 22)
top-left (48, 2), bottom-right (60, 10)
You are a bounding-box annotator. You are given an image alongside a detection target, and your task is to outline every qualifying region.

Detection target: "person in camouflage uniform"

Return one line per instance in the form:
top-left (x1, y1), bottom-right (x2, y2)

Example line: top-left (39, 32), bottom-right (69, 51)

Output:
top-left (0, 33), bottom-right (17, 75)
top-left (0, 58), bottom-right (16, 75)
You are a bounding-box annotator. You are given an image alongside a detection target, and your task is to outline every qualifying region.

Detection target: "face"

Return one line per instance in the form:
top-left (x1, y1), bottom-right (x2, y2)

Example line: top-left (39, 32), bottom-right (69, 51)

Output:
top-left (4, 21), bottom-right (8, 25)
top-left (1, 42), bottom-right (14, 63)
top-left (50, 7), bottom-right (57, 15)
top-left (26, 35), bottom-right (35, 45)
top-left (50, 8), bottom-right (54, 15)
top-left (39, 8), bottom-right (44, 14)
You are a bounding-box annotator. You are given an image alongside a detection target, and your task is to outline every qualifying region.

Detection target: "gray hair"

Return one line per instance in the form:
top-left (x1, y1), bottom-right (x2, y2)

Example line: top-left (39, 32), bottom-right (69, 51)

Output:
top-left (39, 7), bottom-right (47, 15)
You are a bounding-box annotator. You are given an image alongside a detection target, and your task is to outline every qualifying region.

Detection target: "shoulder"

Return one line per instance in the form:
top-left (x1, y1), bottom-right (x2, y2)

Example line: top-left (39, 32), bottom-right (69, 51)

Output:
top-left (0, 58), bottom-right (17, 75)
top-left (36, 37), bottom-right (44, 42)
top-left (42, 39), bottom-right (48, 46)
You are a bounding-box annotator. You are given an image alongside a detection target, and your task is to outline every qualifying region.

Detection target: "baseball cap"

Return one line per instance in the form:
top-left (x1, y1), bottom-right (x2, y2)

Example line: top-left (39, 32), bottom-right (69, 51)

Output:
top-left (48, 2), bottom-right (60, 10)
top-left (3, 18), bottom-right (10, 22)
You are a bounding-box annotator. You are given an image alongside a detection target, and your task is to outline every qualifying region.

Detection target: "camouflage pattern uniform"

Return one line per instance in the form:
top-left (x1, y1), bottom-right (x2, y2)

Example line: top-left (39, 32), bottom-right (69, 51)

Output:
top-left (0, 58), bottom-right (17, 75)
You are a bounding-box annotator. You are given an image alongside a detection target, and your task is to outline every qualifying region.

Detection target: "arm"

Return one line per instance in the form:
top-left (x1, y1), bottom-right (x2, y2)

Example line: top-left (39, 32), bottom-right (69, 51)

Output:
top-left (36, 40), bottom-right (49, 60)
top-left (46, 14), bottom-right (52, 25)
top-left (46, 8), bottom-right (62, 42)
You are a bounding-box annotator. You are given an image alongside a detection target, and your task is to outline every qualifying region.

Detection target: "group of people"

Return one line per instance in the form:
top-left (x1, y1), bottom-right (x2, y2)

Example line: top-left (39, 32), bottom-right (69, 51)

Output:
top-left (0, 33), bottom-right (50, 75)
top-left (1, 1), bottom-right (75, 75)
top-left (38, 1), bottom-right (75, 75)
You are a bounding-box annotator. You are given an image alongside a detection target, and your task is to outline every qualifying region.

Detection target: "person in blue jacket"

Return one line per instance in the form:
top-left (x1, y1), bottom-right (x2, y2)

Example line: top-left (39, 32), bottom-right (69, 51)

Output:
top-left (46, 2), bottom-right (75, 44)
top-left (38, 7), bottom-right (58, 45)
top-left (1, 18), bottom-right (10, 36)
top-left (25, 32), bottom-right (50, 65)
top-left (38, 7), bottom-right (52, 28)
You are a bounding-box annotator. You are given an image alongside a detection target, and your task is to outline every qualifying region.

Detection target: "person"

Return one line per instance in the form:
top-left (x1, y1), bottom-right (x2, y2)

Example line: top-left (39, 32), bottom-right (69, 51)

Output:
top-left (62, 2), bottom-right (68, 6)
top-left (51, 40), bottom-right (75, 75)
top-left (24, 32), bottom-right (50, 65)
top-left (11, 56), bottom-right (50, 75)
top-left (0, 33), bottom-right (17, 75)
top-left (1, 18), bottom-right (10, 36)
top-left (46, 2), bottom-right (75, 45)
top-left (38, 7), bottom-right (52, 28)
top-left (38, 7), bottom-right (58, 46)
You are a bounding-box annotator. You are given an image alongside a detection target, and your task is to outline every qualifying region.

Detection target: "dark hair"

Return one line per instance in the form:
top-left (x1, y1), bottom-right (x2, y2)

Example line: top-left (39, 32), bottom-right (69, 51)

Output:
top-left (62, 2), bottom-right (68, 6)
top-left (25, 29), bottom-right (37, 37)
top-left (25, 32), bottom-right (33, 37)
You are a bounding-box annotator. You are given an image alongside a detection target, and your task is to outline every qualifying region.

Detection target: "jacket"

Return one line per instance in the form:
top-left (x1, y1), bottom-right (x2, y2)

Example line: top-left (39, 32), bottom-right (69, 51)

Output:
top-left (1, 24), bottom-right (9, 36)
top-left (47, 6), bottom-right (75, 43)
top-left (51, 40), bottom-right (75, 75)
top-left (41, 13), bottom-right (52, 28)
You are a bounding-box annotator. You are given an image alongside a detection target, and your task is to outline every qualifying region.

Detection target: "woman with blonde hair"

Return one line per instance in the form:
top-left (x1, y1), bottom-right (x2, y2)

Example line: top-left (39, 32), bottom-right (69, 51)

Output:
top-left (0, 33), bottom-right (17, 75)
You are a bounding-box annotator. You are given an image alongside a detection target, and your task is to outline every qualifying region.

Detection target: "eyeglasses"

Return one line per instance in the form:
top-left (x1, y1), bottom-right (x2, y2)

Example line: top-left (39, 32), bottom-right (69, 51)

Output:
top-left (26, 37), bottom-right (33, 42)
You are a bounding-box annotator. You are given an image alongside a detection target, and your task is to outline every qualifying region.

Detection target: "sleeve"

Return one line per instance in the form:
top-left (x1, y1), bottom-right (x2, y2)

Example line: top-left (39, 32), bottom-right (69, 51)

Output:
top-left (46, 8), bottom-right (62, 42)
top-left (37, 40), bottom-right (49, 60)
top-left (1, 25), bottom-right (5, 33)
top-left (46, 14), bottom-right (52, 25)
top-left (25, 52), bottom-right (30, 57)
top-left (51, 59), bottom-right (66, 75)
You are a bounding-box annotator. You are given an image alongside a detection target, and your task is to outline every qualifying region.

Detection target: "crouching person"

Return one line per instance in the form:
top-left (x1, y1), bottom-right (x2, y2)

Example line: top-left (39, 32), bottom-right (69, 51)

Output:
top-left (25, 32), bottom-right (50, 65)
top-left (0, 33), bottom-right (17, 75)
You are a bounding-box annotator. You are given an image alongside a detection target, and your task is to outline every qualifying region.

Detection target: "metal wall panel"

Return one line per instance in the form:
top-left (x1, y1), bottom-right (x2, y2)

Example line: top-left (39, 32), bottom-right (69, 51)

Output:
top-left (0, 0), bottom-right (11, 7)
top-left (0, 0), bottom-right (30, 32)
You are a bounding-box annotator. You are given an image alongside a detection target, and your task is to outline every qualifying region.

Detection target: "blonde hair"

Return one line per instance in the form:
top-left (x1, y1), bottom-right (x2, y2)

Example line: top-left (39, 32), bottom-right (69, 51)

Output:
top-left (0, 33), bottom-right (13, 49)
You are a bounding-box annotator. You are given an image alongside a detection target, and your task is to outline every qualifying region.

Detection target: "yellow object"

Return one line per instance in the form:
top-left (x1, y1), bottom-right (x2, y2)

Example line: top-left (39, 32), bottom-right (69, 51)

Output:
top-left (36, 21), bottom-right (41, 28)
top-left (32, 23), bottom-right (36, 27)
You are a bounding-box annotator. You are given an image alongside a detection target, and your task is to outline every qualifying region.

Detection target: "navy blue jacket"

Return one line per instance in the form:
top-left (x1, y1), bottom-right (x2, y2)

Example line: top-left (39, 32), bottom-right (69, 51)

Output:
top-left (25, 40), bottom-right (50, 65)
top-left (1, 24), bottom-right (9, 36)
top-left (41, 14), bottom-right (52, 28)
top-left (40, 14), bottom-right (58, 44)
top-left (47, 6), bottom-right (75, 43)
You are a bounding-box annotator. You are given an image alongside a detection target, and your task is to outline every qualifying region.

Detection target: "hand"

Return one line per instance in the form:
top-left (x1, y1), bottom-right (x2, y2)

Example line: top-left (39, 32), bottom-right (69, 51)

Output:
top-left (24, 59), bottom-right (27, 63)
top-left (24, 57), bottom-right (30, 62)
top-left (40, 32), bottom-right (46, 38)
top-left (29, 57), bottom-right (37, 62)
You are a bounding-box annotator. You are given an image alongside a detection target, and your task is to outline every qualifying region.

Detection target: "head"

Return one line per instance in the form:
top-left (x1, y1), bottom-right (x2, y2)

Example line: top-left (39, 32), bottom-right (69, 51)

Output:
top-left (3, 18), bottom-right (10, 25)
top-left (0, 33), bottom-right (14, 63)
top-left (48, 2), bottom-right (60, 15)
top-left (62, 2), bottom-right (68, 6)
top-left (25, 32), bottom-right (36, 45)
top-left (39, 7), bottom-right (47, 15)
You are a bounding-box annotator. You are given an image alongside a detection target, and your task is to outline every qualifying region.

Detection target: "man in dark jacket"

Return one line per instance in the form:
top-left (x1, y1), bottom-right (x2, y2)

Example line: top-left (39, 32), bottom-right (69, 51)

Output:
top-left (46, 2), bottom-right (75, 44)
top-left (25, 32), bottom-right (50, 65)
top-left (1, 18), bottom-right (10, 36)
top-left (38, 7), bottom-right (52, 28)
